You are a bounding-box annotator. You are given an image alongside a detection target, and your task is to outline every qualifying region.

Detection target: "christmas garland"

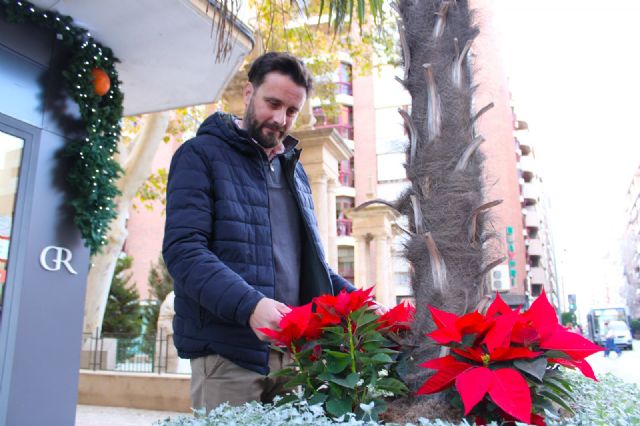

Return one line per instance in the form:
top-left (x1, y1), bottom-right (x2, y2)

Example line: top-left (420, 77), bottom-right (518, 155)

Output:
top-left (1, 0), bottom-right (123, 255)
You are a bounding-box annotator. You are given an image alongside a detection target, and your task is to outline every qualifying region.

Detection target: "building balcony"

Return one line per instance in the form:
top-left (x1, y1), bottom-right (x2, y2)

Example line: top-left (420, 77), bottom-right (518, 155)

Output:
top-left (521, 183), bottom-right (538, 205)
top-left (529, 266), bottom-right (546, 285)
top-left (526, 238), bottom-right (544, 257)
top-left (336, 186), bottom-right (356, 198)
top-left (337, 217), bottom-right (353, 237)
top-left (336, 82), bottom-right (353, 96)
top-left (519, 155), bottom-right (535, 182)
top-left (338, 167), bottom-right (354, 187)
top-left (517, 135), bottom-right (532, 155)
top-left (336, 235), bottom-right (355, 247)
top-left (524, 208), bottom-right (540, 229)
top-left (514, 120), bottom-right (529, 131)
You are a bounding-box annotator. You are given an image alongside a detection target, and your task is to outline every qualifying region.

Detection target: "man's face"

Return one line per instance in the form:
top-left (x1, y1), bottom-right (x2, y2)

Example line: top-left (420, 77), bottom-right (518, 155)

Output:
top-left (243, 72), bottom-right (307, 149)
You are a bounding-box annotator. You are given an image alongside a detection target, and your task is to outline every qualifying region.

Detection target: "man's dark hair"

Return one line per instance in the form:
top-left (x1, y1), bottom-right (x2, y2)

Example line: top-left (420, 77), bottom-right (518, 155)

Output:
top-left (247, 52), bottom-right (313, 95)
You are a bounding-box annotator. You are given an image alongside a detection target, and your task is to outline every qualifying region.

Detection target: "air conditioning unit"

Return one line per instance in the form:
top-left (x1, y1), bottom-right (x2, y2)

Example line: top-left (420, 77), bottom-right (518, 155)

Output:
top-left (490, 264), bottom-right (510, 292)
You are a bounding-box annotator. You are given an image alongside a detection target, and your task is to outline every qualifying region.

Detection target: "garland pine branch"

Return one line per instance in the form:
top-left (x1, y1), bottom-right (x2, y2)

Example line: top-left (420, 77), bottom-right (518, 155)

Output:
top-left (1, 0), bottom-right (124, 255)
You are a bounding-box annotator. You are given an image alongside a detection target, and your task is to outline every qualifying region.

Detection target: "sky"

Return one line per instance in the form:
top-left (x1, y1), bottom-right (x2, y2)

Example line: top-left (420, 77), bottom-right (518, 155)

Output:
top-left (491, 0), bottom-right (640, 312)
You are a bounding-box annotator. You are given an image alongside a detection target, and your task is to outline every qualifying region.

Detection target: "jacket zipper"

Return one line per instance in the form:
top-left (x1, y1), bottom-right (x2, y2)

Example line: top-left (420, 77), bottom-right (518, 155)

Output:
top-left (249, 144), bottom-right (278, 293)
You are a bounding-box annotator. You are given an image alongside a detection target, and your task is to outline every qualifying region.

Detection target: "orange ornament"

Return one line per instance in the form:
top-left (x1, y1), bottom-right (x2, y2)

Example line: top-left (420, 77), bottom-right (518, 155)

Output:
top-left (91, 67), bottom-right (110, 96)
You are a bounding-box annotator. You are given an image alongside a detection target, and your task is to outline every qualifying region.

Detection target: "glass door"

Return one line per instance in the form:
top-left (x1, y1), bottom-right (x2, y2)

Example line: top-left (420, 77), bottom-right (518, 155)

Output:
top-left (0, 130), bottom-right (25, 318)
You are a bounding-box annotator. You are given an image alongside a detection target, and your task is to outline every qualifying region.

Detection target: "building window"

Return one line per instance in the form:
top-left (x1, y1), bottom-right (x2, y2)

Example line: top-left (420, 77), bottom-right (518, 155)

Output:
top-left (0, 130), bottom-right (25, 317)
top-left (337, 196), bottom-right (354, 236)
top-left (337, 62), bottom-right (353, 95)
top-left (338, 246), bottom-right (354, 282)
top-left (531, 283), bottom-right (543, 297)
top-left (313, 106), bottom-right (354, 140)
top-left (333, 105), bottom-right (354, 139)
top-left (338, 159), bottom-right (354, 187)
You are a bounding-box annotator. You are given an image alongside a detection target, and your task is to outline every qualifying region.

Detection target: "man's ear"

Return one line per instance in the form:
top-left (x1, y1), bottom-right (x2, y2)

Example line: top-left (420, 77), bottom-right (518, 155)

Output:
top-left (243, 82), bottom-right (254, 106)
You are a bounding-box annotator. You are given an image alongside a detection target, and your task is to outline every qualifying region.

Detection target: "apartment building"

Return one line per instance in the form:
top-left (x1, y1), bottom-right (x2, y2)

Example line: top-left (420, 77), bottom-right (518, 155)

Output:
top-left (622, 166), bottom-right (640, 318)
top-left (515, 119), bottom-right (562, 310)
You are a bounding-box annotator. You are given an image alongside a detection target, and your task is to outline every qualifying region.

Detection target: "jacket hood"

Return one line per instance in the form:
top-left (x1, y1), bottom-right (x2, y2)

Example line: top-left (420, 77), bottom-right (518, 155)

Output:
top-left (196, 112), bottom-right (299, 155)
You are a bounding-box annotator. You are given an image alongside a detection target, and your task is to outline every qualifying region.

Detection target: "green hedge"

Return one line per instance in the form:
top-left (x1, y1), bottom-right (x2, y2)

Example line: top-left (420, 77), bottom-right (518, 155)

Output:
top-left (155, 373), bottom-right (640, 426)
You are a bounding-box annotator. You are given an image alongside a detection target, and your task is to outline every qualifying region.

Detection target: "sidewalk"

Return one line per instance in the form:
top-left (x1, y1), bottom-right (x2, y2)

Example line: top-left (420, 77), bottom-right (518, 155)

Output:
top-left (76, 405), bottom-right (188, 426)
top-left (586, 339), bottom-right (640, 386)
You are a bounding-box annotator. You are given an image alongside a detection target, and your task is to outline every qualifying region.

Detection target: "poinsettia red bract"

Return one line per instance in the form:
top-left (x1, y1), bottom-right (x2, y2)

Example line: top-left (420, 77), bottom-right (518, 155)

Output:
top-left (314, 287), bottom-right (375, 324)
top-left (376, 301), bottom-right (416, 332)
top-left (418, 290), bottom-right (603, 425)
top-left (258, 302), bottom-right (322, 350)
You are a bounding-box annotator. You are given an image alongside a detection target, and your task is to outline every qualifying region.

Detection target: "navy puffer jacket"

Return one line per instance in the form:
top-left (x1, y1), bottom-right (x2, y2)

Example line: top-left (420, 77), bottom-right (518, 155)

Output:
top-left (162, 113), bottom-right (354, 374)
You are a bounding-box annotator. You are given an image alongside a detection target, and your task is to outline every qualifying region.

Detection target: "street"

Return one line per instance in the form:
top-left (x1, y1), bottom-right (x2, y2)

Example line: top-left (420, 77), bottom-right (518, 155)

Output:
top-left (587, 339), bottom-right (640, 386)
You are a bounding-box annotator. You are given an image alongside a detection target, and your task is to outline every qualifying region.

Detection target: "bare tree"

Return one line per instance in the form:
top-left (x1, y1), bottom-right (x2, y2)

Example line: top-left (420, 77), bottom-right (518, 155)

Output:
top-left (83, 112), bottom-right (170, 337)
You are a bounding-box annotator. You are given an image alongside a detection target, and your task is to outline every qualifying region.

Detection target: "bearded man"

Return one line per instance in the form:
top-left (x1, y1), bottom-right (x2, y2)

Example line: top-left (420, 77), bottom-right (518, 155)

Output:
top-left (162, 52), bottom-right (356, 411)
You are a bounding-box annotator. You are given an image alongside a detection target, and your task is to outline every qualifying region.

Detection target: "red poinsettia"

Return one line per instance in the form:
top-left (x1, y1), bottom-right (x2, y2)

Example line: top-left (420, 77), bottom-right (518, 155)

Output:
top-left (426, 306), bottom-right (489, 345)
top-left (376, 301), bottom-right (416, 332)
top-left (259, 288), bottom-right (413, 421)
top-left (258, 302), bottom-right (323, 350)
top-left (417, 291), bottom-right (603, 425)
top-left (314, 287), bottom-right (375, 324)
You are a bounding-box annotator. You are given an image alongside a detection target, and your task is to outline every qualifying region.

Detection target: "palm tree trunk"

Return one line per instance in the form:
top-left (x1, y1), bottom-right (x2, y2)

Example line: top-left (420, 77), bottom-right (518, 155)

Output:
top-left (395, 0), bottom-right (496, 388)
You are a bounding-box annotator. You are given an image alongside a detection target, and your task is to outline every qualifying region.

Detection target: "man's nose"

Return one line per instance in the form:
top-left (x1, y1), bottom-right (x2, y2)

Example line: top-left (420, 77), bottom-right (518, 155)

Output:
top-left (273, 108), bottom-right (286, 127)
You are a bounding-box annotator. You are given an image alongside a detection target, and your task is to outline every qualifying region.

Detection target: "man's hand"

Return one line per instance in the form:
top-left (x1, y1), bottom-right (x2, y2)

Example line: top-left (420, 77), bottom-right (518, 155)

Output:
top-left (249, 297), bottom-right (291, 341)
top-left (370, 301), bottom-right (389, 316)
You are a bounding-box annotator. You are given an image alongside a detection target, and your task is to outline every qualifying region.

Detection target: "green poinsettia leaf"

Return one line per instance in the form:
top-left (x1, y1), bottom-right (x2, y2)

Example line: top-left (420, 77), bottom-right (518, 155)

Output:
top-left (354, 310), bottom-right (379, 329)
top-left (545, 375), bottom-right (573, 395)
top-left (326, 397), bottom-right (353, 418)
top-left (268, 367), bottom-right (295, 377)
top-left (323, 326), bottom-right (348, 336)
top-left (369, 353), bottom-right (393, 364)
top-left (308, 392), bottom-right (328, 406)
top-left (318, 372), bottom-right (335, 382)
top-left (326, 355), bottom-right (351, 374)
top-left (274, 393), bottom-right (299, 406)
top-left (296, 347), bottom-right (314, 358)
top-left (284, 374), bottom-right (308, 389)
top-left (325, 350), bottom-right (350, 358)
top-left (362, 333), bottom-right (386, 344)
top-left (531, 395), bottom-right (556, 415)
top-left (377, 377), bottom-right (409, 395)
top-left (543, 379), bottom-right (575, 401)
top-left (539, 390), bottom-right (575, 415)
top-left (358, 320), bottom-right (384, 336)
top-left (361, 345), bottom-right (397, 355)
top-left (328, 372), bottom-right (360, 389)
top-left (361, 340), bottom-right (384, 352)
top-left (371, 398), bottom-right (388, 416)
top-left (514, 358), bottom-right (548, 382)
top-left (307, 360), bottom-right (325, 375)
top-left (544, 350), bottom-right (572, 360)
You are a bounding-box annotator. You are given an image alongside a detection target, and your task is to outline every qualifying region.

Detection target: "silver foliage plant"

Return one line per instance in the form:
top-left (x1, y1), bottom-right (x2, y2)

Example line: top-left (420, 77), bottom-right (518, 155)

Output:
top-left (155, 373), bottom-right (640, 425)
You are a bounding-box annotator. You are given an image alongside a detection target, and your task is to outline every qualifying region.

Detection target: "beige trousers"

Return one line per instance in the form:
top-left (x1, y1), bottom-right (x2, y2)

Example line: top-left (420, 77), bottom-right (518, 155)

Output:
top-left (190, 351), bottom-right (291, 412)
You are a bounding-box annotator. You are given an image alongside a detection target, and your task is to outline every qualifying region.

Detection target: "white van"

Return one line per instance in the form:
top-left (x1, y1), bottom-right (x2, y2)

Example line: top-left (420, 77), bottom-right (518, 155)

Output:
top-left (608, 320), bottom-right (634, 350)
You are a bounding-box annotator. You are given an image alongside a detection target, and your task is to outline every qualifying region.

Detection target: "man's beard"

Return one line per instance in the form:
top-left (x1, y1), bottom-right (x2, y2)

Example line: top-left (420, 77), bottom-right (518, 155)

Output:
top-left (244, 100), bottom-right (285, 149)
